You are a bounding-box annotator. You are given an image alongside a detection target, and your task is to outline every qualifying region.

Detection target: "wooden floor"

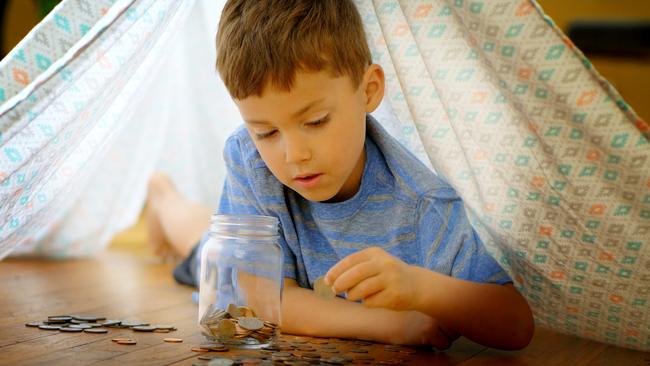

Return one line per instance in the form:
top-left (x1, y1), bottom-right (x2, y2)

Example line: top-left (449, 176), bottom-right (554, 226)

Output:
top-left (1, 249), bottom-right (648, 366)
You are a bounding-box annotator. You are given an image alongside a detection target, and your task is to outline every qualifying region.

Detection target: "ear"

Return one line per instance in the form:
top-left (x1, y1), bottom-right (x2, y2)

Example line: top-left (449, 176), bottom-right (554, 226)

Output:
top-left (362, 64), bottom-right (385, 113)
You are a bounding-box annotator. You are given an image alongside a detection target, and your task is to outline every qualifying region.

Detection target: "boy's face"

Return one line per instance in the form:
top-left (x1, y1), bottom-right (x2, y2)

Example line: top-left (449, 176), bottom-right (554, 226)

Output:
top-left (235, 66), bottom-right (384, 202)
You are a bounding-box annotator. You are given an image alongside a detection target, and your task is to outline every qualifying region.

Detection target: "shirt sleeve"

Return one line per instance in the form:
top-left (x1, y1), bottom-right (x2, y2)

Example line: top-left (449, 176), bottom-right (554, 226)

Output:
top-left (417, 190), bottom-right (512, 285)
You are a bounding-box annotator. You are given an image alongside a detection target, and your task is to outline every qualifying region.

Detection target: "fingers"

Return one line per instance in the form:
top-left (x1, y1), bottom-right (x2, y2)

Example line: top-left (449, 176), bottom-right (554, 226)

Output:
top-left (331, 259), bottom-right (381, 294)
top-left (344, 274), bottom-right (383, 302)
top-left (324, 247), bottom-right (384, 286)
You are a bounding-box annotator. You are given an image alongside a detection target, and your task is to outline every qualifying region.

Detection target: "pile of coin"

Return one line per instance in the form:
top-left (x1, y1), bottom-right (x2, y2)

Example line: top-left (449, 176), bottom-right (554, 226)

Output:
top-left (200, 303), bottom-right (278, 345)
top-left (25, 314), bottom-right (177, 335)
top-left (187, 337), bottom-right (418, 366)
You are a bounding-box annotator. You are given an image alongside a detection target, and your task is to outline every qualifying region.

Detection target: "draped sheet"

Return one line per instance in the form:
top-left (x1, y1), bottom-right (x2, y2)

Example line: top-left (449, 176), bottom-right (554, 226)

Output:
top-left (353, 0), bottom-right (649, 350)
top-left (0, 0), bottom-right (241, 258)
top-left (1, 0), bottom-right (648, 351)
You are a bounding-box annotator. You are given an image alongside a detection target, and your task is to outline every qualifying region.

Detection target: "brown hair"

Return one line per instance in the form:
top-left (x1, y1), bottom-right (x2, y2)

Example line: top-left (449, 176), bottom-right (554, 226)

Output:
top-left (216, 0), bottom-right (372, 100)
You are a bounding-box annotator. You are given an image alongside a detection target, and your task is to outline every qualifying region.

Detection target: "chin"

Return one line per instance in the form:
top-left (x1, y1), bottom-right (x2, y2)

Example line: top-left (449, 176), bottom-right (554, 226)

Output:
top-left (294, 188), bottom-right (337, 202)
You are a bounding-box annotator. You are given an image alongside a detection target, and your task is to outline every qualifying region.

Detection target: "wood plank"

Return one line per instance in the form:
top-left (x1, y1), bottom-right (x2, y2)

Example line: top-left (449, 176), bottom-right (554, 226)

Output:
top-left (1, 250), bottom-right (648, 365)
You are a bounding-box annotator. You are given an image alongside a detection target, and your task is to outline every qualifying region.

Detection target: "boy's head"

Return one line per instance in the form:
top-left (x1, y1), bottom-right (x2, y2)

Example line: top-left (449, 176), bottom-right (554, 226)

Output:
top-left (217, 0), bottom-right (384, 203)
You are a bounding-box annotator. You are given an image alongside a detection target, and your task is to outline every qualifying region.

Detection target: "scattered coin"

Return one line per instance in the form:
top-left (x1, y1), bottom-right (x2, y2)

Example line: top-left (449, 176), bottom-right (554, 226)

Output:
top-left (101, 320), bottom-right (122, 327)
top-left (116, 339), bottom-right (137, 345)
top-left (112, 338), bottom-right (133, 342)
top-left (132, 326), bottom-right (157, 332)
top-left (192, 347), bottom-right (210, 353)
top-left (84, 328), bottom-right (108, 334)
top-left (60, 327), bottom-right (83, 332)
top-left (38, 325), bottom-right (61, 330)
top-left (47, 316), bottom-right (72, 323)
top-left (313, 276), bottom-right (336, 300)
top-left (163, 338), bottom-right (183, 343)
top-left (25, 321), bottom-right (43, 327)
top-left (73, 315), bottom-right (106, 322)
top-left (69, 324), bottom-right (93, 329)
top-left (198, 355), bottom-right (217, 360)
top-left (153, 324), bottom-right (176, 330)
top-left (208, 358), bottom-right (234, 366)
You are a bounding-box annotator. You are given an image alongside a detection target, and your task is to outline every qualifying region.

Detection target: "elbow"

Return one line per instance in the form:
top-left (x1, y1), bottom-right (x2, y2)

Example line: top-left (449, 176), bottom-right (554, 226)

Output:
top-left (507, 305), bottom-right (535, 350)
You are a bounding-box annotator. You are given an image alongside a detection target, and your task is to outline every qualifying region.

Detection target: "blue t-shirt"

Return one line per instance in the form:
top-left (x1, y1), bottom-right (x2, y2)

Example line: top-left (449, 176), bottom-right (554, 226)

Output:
top-left (186, 115), bottom-right (511, 289)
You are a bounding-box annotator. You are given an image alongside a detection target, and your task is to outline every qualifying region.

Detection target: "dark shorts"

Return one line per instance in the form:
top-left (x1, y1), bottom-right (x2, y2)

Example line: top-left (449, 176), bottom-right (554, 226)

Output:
top-left (173, 243), bottom-right (200, 287)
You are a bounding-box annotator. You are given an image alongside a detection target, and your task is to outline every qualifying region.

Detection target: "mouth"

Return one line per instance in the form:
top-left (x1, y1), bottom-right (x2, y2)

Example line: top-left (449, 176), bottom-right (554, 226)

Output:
top-left (293, 173), bottom-right (322, 188)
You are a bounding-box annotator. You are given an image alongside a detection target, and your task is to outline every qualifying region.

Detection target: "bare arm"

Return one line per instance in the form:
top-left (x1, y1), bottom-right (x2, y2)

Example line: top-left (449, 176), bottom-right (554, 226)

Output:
top-left (410, 266), bottom-right (534, 350)
top-left (281, 278), bottom-right (452, 347)
top-left (326, 247), bottom-right (534, 350)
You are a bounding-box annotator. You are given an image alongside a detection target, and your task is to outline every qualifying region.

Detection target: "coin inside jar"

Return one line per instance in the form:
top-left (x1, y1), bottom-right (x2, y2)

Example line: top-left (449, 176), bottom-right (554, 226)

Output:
top-left (237, 317), bottom-right (264, 331)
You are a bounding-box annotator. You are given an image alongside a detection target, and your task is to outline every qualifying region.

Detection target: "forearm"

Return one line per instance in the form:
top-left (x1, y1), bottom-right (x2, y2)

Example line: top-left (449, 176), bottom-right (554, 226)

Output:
top-left (411, 267), bottom-right (534, 350)
top-left (282, 281), bottom-right (399, 343)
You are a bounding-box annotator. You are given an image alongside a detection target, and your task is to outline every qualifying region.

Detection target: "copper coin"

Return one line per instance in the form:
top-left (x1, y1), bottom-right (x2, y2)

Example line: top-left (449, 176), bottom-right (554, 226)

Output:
top-left (227, 303), bottom-right (241, 318)
top-left (111, 337), bottom-right (132, 342)
top-left (116, 339), bottom-right (137, 345)
top-left (163, 338), bottom-right (183, 343)
top-left (154, 329), bottom-right (171, 333)
top-left (191, 347), bottom-right (209, 353)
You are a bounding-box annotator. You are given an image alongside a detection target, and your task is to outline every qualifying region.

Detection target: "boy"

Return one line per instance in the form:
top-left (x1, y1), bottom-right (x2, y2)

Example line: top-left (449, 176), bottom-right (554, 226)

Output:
top-left (155, 0), bottom-right (534, 350)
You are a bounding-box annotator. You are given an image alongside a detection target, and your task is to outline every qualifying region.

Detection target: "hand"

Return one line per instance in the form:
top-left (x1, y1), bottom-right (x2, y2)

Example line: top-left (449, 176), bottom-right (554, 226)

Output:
top-left (388, 310), bottom-right (455, 349)
top-left (324, 247), bottom-right (420, 310)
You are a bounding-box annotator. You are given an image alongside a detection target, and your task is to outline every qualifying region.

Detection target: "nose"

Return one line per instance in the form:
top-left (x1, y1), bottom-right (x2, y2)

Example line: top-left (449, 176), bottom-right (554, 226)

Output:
top-left (284, 134), bottom-right (311, 163)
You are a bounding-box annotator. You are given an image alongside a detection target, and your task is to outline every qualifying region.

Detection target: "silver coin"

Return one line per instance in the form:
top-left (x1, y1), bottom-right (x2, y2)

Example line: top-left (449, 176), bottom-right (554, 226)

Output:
top-left (237, 317), bottom-right (264, 331)
top-left (84, 328), bottom-right (108, 334)
top-left (208, 358), bottom-right (234, 366)
top-left (60, 327), bottom-right (83, 332)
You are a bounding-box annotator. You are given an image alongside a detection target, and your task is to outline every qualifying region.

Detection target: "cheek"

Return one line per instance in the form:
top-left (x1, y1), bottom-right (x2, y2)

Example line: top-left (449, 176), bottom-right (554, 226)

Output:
top-left (257, 145), bottom-right (288, 179)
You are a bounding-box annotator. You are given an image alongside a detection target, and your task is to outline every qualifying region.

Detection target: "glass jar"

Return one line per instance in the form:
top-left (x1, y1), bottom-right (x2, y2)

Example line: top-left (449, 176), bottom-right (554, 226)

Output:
top-left (198, 214), bottom-right (282, 348)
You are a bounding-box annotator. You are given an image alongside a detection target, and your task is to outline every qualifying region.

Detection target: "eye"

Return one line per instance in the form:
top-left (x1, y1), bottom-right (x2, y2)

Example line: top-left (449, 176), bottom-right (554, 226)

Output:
top-left (307, 115), bottom-right (330, 127)
top-left (255, 130), bottom-right (277, 140)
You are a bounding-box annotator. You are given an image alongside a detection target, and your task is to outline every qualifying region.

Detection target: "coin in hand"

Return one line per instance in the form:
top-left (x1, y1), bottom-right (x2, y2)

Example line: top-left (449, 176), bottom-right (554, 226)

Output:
top-left (314, 276), bottom-right (336, 300)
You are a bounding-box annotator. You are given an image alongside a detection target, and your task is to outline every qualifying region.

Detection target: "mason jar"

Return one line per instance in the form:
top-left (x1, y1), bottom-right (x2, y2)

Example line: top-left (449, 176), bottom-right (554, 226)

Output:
top-left (198, 214), bottom-right (282, 348)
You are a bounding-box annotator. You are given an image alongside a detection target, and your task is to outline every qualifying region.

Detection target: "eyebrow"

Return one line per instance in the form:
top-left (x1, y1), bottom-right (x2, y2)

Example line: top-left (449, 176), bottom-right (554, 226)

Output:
top-left (245, 98), bottom-right (326, 126)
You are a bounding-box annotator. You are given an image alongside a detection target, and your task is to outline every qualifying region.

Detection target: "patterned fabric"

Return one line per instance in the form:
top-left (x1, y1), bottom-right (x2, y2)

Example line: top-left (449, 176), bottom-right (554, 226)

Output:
top-left (0, 0), bottom-right (196, 258)
top-left (353, 0), bottom-right (649, 351)
top-left (0, 0), bottom-right (113, 105)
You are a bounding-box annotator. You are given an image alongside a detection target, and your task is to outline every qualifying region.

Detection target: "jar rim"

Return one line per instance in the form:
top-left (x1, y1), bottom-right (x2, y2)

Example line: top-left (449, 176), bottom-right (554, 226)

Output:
top-left (211, 214), bottom-right (278, 226)
top-left (210, 214), bottom-right (279, 237)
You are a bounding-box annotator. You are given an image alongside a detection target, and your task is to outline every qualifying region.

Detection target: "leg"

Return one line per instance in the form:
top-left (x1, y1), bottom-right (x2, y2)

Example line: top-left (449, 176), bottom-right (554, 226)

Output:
top-left (146, 173), bottom-right (212, 258)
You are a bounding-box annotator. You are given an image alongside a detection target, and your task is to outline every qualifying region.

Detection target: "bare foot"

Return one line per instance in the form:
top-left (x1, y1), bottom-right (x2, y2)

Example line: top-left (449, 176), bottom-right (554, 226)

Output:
top-left (146, 172), bottom-right (212, 259)
top-left (146, 173), bottom-right (181, 261)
